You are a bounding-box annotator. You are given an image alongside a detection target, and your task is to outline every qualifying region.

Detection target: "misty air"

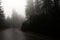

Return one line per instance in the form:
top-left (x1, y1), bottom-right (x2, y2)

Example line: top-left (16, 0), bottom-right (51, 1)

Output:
top-left (0, 0), bottom-right (60, 40)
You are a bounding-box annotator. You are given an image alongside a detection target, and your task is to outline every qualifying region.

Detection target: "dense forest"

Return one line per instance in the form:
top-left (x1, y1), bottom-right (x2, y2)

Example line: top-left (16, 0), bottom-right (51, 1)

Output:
top-left (21, 0), bottom-right (60, 39)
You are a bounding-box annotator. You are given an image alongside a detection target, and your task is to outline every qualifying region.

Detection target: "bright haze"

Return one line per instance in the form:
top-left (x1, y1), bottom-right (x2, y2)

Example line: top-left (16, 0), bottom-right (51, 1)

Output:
top-left (2, 0), bottom-right (27, 19)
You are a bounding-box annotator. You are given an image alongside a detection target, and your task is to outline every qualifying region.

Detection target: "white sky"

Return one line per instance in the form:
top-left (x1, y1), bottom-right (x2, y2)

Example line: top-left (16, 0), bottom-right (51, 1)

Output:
top-left (2, 0), bottom-right (27, 19)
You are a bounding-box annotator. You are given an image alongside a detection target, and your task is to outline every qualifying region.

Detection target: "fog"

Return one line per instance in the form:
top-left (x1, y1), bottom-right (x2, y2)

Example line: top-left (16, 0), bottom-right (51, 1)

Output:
top-left (2, 0), bottom-right (27, 19)
top-left (0, 0), bottom-right (60, 40)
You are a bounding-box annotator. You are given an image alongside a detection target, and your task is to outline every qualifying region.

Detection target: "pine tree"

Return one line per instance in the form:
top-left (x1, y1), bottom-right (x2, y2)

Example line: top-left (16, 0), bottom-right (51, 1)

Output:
top-left (0, 0), bottom-right (8, 31)
top-left (0, 1), bottom-right (4, 28)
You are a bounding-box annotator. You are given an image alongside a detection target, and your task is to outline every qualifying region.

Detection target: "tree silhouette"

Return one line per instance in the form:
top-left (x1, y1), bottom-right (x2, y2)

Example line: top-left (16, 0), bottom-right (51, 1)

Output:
top-left (0, 1), bottom-right (8, 31)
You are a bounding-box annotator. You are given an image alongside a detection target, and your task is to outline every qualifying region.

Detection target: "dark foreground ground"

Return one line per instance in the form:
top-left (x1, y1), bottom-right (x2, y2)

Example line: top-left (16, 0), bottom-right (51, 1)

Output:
top-left (0, 28), bottom-right (57, 40)
top-left (1, 28), bottom-right (25, 40)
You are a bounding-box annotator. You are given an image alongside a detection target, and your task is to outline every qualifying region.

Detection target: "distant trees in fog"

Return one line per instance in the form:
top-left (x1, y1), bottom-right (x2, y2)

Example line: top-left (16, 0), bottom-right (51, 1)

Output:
top-left (6, 9), bottom-right (25, 29)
